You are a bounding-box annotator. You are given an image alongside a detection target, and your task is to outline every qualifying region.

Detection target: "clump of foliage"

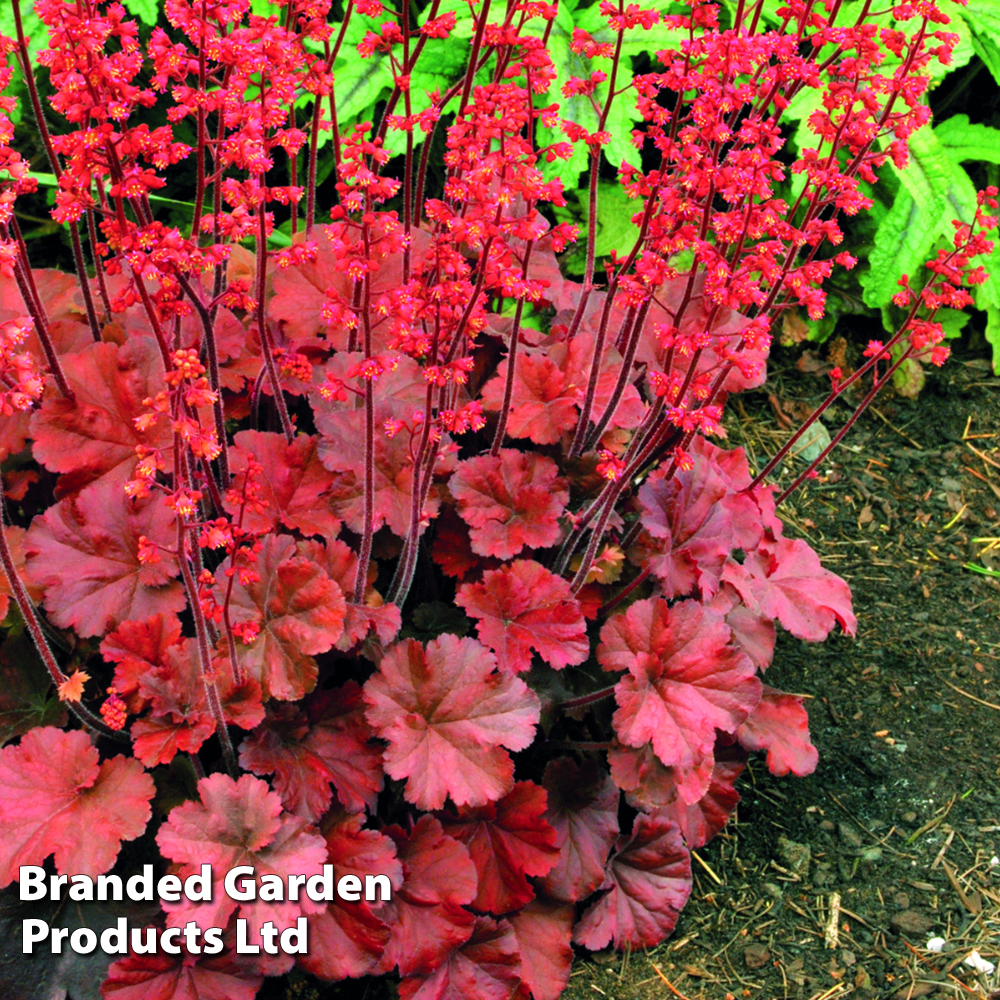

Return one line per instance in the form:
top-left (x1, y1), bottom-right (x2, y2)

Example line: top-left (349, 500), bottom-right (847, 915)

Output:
top-left (0, 0), bottom-right (995, 997)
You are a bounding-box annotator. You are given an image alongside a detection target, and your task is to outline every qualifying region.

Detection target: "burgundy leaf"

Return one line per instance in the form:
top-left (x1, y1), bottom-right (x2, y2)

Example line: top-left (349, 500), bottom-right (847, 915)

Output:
top-left (574, 814), bottom-right (692, 950)
top-left (539, 757), bottom-right (619, 903)
top-left (509, 899), bottom-right (574, 1000)
top-left (239, 682), bottom-right (384, 819)
top-left (101, 948), bottom-right (263, 1000)
top-left (398, 916), bottom-right (523, 1000)
top-left (155, 774), bottom-right (327, 958)
top-left (599, 598), bottom-right (760, 801)
top-left (722, 536), bottom-right (857, 641)
top-left (376, 815), bottom-right (477, 976)
top-left (226, 431), bottom-right (339, 538)
top-left (438, 781), bottom-right (559, 914)
top-left (298, 808), bottom-right (400, 981)
top-left (0, 728), bottom-right (154, 885)
top-left (216, 534), bottom-right (346, 700)
top-left (25, 482), bottom-right (185, 638)
top-left (30, 337), bottom-right (170, 497)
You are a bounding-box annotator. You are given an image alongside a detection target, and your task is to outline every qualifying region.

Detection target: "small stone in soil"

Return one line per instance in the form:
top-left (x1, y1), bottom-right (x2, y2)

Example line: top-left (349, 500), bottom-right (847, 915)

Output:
top-left (744, 944), bottom-right (771, 969)
top-left (778, 835), bottom-right (811, 876)
top-left (890, 910), bottom-right (935, 935)
top-left (839, 822), bottom-right (863, 847)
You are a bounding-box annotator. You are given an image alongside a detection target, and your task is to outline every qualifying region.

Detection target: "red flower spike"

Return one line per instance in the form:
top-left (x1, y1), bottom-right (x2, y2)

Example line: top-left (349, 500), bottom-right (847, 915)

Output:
top-left (540, 757), bottom-right (620, 903)
top-left (599, 598), bottom-right (760, 802)
top-left (398, 916), bottom-right (524, 1000)
top-left (438, 781), bottom-right (559, 915)
top-left (156, 774), bottom-right (328, 955)
top-left (736, 685), bottom-right (819, 776)
top-left (722, 537), bottom-right (857, 642)
top-left (216, 534), bottom-right (346, 700)
top-left (0, 728), bottom-right (154, 885)
top-left (101, 948), bottom-right (263, 1000)
top-left (364, 635), bottom-right (541, 810)
top-left (239, 682), bottom-right (384, 819)
top-left (573, 814), bottom-right (692, 951)
top-left (375, 815), bottom-right (477, 976)
top-left (226, 431), bottom-right (340, 538)
top-left (30, 337), bottom-right (171, 497)
top-left (456, 560), bottom-right (588, 674)
top-left (509, 899), bottom-right (574, 1000)
top-left (25, 481), bottom-right (185, 638)
top-left (449, 450), bottom-right (569, 560)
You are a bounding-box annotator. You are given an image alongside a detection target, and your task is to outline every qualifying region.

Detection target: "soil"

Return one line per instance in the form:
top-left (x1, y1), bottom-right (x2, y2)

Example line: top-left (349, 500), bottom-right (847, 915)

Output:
top-left (556, 344), bottom-right (1000, 1000)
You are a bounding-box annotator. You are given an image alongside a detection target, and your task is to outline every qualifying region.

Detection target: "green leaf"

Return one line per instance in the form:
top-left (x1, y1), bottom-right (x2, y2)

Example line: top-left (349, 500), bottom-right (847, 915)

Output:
top-left (890, 125), bottom-right (952, 225)
top-left (0, 5), bottom-right (48, 126)
top-left (934, 114), bottom-right (1000, 165)
top-left (861, 191), bottom-right (937, 307)
top-left (120, 0), bottom-right (160, 26)
top-left (985, 306), bottom-right (1000, 374)
top-left (963, 0), bottom-right (1000, 85)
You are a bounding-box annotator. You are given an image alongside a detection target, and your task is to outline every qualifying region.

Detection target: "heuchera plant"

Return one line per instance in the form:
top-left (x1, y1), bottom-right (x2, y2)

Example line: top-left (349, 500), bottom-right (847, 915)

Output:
top-left (0, 0), bottom-right (995, 996)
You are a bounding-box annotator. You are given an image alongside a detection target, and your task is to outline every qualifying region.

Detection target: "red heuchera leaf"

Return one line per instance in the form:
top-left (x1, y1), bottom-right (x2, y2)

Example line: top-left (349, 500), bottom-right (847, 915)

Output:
top-left (539, 757), bottom-right (620, 903)
top-left (398, 916), bottom-right (523, 1000)
top-left (449, 450), bottom-right (568, 559)
top-left (130, 642), bottom-right (263, 767)
top-left (239, 681), bottom-right (384, 819)
top-left (438, 780), bottom-right (559, 914)
top-left (455, 560), bottom-right (587, 674)
top-left (226, 431), bottom-right (339, 538)
top-left (298, 539), bottom-right (401, 652)
top-left (0, 727), bottom-right (154, 885)
top-left (431, 507), bottom-right (487, 580)
top-left (217, 534), bottom-right (346, 700)
top-left (376, 815), bottom-right (477, 976)
top-left (317, 389), bottom-right (453, 536)
top-left (480, 332), bottom-right (644, 445)
top-left (598, 598), bottom-right (760, 802)
top-left (710, 585), bottom-right (776, 671)
top-left (0, 270), bottom-right (92, 359)
top-left (30, 338), bottom-right (170, 497)
top-left (156, 774), bottom-right (327, 954)
top-left (634, 439), bottom-right (761, 600)
top-left (269, 224), bottom-right (433, 352)
top-left (101, 613), bottom-right (184, 713)
top-left (657, 747), bottom-right (746, 849)
top-left (364, 634), bottom-right (541, 810)
top-left (573, 814), bottom-right (692, 950)
top-left (24, 482), bottom-right (185, 638)
top-left (508, 899), bottom-right (574, 1000)
top-left (298, 807), bottom-right (400, 981)
top-left (607, 741), bottom-right (714, 811)
top-left (101, 949), bottom-right (262, 1000)
top-left (722, 537), bottom-right (857, 642)
top-left (736, 685), bottom-right (819, 776)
